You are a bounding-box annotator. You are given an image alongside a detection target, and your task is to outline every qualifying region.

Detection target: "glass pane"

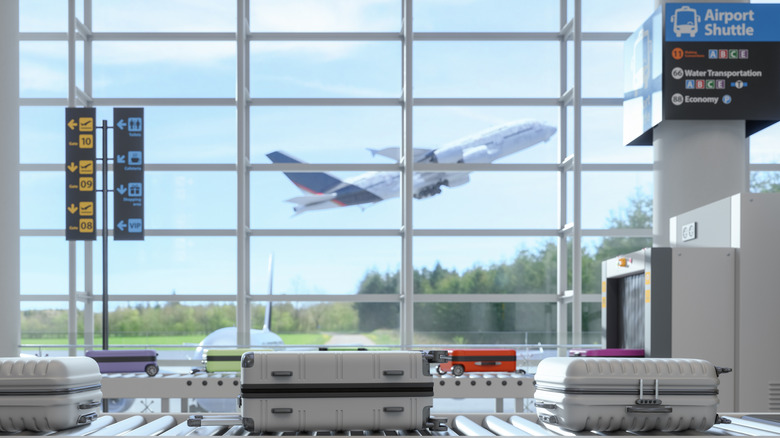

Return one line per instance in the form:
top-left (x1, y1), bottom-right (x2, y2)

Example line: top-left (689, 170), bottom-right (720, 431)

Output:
top-left (414, 237), bottom-right (559, 295)
top-left (582, 42), bottom-right (623, 98)
top-left (20, 172), bottom-right (64, 230)
top-left (414, 42), bottom-right (559, 98)
top-left (20, 42), bottom-right (68, 98)
top-left (250, 42), bottom-right (400, 98)
top-left (21, 237), bottom-right (69, 295)
top-left (251, 0), bottom-right (401, 32)
top-left (93, 1), bottom-right (236, 32)
top-left (582, 0), bottom-right (656, 32)
top-left (413, 172), bottom-right (558, 228)
top-left (582, 107), bottom-right (653, 163)
top-left (582, 171), bottom-right (652, 229)
top-left (92, 42), bottom-right (236, 98)
top-left (251, 171), bottom-right (401, 229)
top-left (414, 107), bottom-right (559, 164)
top-left (582, 236), bottom-right (652, 295)
top-left (250, 107), bottom-right (401, 164)
top-left (414, 302), bottom-right (556, 345)
top-left (20, 0), bottom-right (67, 32)
top-left (750, 122), bottom-right (780, 164)
top-left (145, 172), bottom-right (237, 229)
top-left (145, 107), bottom-right (236, 164)
top-left (582, 302), bottom-right (602, 344)
top-left (414, 0), bottom-right (558, 32)
top-left (20, 107), bottom-right (63, 164)
top-left (750, 171), bottom-right (780, 193)
top-left (250, 237), bottom-right (400, 295)
top-left (103, 237), bottom-right (237, 295)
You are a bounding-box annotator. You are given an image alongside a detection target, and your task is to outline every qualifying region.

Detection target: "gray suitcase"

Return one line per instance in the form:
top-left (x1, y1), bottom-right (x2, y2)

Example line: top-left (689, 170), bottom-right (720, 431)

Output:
top-left (237, 350), bottom-right (446, 433)
top-left (533, 357), bottom-right (732, 432)
top-left (0, 356), bottom-right (102, 432)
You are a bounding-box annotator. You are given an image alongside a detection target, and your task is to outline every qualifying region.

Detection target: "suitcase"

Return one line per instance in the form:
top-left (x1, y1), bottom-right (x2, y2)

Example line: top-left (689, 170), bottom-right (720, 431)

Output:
top-left (237, 350), bottom-right (447, 433)
top-left (568, 348), bottom-right (645, 357)
top-left (202, 349), bottom-right (250, 373)
top-left (533, 357), bottom-right (732, 432)
top-left (0, 356), bottom-right (102, 432)
top-left (85, 349), bottom-right (159, 376)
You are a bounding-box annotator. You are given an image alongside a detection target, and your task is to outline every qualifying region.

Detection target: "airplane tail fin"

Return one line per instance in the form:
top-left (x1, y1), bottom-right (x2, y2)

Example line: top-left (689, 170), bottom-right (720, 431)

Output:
top-left (267, 151), bottom-right (344, 194)
top-left (263, 254), bottom-right (274, 332)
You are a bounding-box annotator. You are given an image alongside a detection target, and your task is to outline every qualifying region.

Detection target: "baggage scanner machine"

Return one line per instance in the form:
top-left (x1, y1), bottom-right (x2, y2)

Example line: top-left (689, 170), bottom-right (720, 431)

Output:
top-left (602, 247), bottom-right (736, 411)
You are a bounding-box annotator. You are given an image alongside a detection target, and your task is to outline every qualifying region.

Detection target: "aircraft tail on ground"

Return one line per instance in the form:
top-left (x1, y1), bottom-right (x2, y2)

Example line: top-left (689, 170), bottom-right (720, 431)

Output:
top-left (267, 151), bottom-right (344, 194)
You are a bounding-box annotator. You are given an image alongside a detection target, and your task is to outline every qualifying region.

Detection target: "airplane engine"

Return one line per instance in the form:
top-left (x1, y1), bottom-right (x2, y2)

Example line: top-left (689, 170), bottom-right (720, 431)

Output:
top-left (443, 173), bottom-right (469, 187)
top-left (429, 146), bottom-right (463, 163)
top-left (461, 145), bottom-right (492, 163)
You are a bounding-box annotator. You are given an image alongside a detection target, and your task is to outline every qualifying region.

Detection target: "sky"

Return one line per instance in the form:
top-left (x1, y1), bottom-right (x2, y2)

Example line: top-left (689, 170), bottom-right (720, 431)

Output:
top-left (19, 0), bottom-right (778, 312)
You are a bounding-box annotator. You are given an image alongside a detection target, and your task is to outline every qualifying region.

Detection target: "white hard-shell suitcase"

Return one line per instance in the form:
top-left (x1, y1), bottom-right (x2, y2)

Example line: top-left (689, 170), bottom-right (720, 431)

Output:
top-left (0, 356), bottom-right (102, 432)
top-left (237, 350), bottom-right (446, 433)
top-left (533, 357), bottom-right (732, 432)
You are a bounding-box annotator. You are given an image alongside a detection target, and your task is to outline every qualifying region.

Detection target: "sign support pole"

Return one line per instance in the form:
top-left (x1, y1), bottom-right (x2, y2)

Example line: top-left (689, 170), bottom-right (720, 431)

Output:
top-left (101, 119), bottom-right (110, 351)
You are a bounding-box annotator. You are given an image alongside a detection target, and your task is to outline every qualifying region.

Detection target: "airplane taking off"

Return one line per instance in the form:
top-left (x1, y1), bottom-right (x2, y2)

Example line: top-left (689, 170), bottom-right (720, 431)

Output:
top-left (268, 119), bottom-right (557, 214)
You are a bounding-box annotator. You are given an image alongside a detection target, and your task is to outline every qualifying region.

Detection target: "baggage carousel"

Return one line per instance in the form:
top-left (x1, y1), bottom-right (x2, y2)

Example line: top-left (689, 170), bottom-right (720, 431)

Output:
top-left (22, 412), bottom-right (780, 436)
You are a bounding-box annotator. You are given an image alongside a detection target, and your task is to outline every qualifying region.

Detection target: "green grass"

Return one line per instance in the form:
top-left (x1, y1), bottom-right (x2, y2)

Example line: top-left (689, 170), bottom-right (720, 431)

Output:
top-left (21, 333), bottom-right (331, 349)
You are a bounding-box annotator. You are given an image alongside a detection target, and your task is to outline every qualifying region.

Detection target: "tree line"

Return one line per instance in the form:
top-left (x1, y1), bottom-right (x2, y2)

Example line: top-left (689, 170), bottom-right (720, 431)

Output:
top-left (23, 193), bottom-right (653, 343)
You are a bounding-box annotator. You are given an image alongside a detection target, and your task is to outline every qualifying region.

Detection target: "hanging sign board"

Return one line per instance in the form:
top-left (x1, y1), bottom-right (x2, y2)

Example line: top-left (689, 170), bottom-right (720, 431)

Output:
top-left (65, 107), bottom-right (97, 241)
top-left (113, 107), bottom-right (145, 240)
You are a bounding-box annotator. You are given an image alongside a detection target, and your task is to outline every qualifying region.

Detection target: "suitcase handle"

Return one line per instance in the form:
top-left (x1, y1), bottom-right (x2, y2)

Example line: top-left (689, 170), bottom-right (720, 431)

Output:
top-left (383, 370), bottom-right (405, 376)
top-left (272, 408), bottom-right (294, 414)
top-left (271, 371), bottom-right (293, 377)
top-left (534, 401), bottom-right (557, 410)
top-left (626, 405), bottom-right (673, 414)
top-left (78, 401), bottom-right (102, 409)
top-left (383, 406), bottom-right (405, 413)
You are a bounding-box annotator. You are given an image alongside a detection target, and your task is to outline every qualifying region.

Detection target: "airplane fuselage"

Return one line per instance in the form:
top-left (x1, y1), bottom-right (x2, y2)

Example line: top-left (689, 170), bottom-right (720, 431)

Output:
top-left (273, 120), bottom-right (557, 213)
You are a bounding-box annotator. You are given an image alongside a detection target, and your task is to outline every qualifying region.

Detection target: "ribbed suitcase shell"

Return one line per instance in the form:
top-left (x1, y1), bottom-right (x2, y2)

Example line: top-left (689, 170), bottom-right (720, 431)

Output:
top-left (239, 351), bottom-right (442, 433)
top-left (533, 357), bottom-right (724, 432)
top-left (0, 357), bottom-right (102, 432)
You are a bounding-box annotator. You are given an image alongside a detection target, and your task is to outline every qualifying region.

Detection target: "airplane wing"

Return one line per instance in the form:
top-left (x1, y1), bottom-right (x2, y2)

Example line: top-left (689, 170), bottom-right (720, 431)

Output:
top-left (286, 193), bottom-right (338, 205)
top-left (368, 147), bottom-right (433, 162)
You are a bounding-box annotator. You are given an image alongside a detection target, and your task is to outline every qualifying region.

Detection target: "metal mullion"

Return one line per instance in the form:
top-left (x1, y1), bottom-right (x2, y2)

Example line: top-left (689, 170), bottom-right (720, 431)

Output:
top-left (401, 0), bottom-right (414, 349)
top-left (19, 32), bottom-right (68, 41)
top-left (571, 0), bottom-right (583, 346)
top-left (82, 0), bottom-right (94, 354)
top-left (414, 32), bottom-right (559, 41)
top-left (414, 229), bottom-right (558, 237)
top-left (67, 0), bottom-right (79, 358)
top-left (251, 98), bottom-right (399, 106)
top-left (249, 229), bottom-right (399, 237)
top-left (415, 98), bottom-right (558, 106)
top-left (250, 32), bottom-right (399, 41)
top-left (92, 32), bottom-right (236, 41)
top-left (556, 0), bottom-right (569, 356)
top-left (236, 0), bottom-right (250, 348)
top-left (91, 98), bottom-right (236, 106)
top-left (413, 294), bottom-right (558, 304)
top-left (252, 163), bottom-right (398, 172)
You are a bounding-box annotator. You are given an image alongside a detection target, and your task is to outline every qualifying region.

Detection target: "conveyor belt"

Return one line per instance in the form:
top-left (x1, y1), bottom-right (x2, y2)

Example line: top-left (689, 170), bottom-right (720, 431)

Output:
top-left (25, 413), bottom-right (780, 436)
top-left (100, 372), bottom-right (535, 401)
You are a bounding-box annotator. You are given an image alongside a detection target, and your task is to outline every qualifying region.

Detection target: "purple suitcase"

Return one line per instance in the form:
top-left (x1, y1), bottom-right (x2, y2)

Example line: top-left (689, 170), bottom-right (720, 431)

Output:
top-left (85, 350), bottom-right (159, 376)
top-left (568, 348), bottom-right (645, 357)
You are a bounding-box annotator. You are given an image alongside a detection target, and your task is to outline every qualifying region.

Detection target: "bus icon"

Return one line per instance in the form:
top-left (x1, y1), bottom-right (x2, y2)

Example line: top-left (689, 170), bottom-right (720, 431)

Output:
top-left (671, 5), bottom-right (701, 38)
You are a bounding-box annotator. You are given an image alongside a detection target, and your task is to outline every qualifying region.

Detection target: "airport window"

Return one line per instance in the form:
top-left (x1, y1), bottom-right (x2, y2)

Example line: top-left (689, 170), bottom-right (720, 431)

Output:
top-left (17, 0), bottom-right (657, 355)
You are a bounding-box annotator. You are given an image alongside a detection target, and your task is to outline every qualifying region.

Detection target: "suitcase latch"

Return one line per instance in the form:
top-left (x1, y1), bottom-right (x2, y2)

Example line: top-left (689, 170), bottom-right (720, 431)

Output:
top-left (635, 378), bottom-right (662, 405)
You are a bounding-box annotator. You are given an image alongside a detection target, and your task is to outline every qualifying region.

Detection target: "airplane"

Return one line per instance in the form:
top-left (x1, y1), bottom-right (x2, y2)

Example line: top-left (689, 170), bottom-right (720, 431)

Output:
top-left (268, 119), bottom-right (557, 214)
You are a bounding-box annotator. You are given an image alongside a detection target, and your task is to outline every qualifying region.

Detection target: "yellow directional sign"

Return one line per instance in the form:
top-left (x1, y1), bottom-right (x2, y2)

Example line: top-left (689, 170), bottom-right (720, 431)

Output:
top-left (67, 162), bottom-right (78, 173)
top-left (79, 134), bottom-right (93, 149)
top-left (79, 177), bottom-right (94, 192)
top-left (78, 218), bottom-right (94, 233)
top-left (78, 117), bottom-right (93, 132)
top-left (67, 119), bottom-right (77, 130)
top-left (79, 201), bottom-right (94, 216)
top-left (78, 160), bottom-right (93, 175)
top-left (67, 203), bottom-right (78, 214)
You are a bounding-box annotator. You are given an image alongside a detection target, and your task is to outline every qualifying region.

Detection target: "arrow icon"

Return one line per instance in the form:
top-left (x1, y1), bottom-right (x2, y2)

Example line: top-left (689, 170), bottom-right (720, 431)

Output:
top-left (116, 119), bottom-right (126, 130)
top-left (67, 119), bottom-right (77, 130)
top-left (117, 155), bottom-right (126, 164)
top-left (117, 220), bottom-right (126, 231)
top-left (67, 204), bottom-right (78, 214)
top-left (67, 162), bottom-right (78, 173)
top-left (116, 185), bottom-right (127, 195)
